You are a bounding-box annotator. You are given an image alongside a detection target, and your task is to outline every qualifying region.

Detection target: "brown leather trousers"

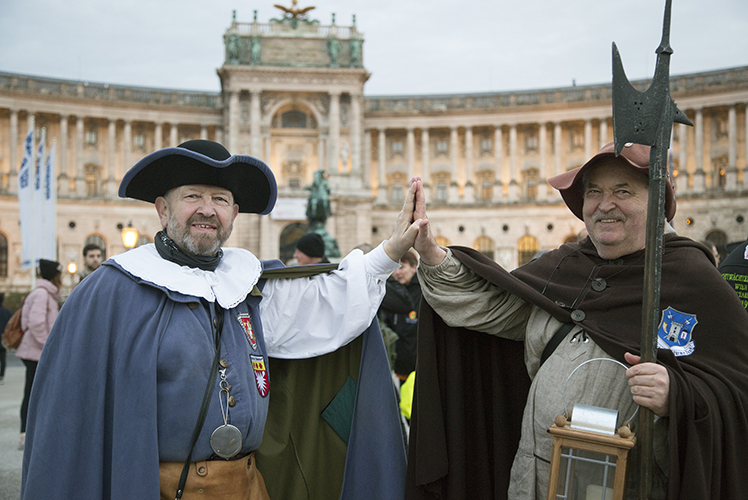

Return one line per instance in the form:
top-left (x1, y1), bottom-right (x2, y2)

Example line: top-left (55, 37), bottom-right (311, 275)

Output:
top-left (159, 452), bottom-right (270, 500)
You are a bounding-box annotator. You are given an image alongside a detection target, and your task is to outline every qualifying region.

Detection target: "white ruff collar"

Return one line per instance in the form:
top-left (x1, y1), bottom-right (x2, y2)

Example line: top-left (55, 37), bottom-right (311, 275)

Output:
top-left (111, 244), bottom-right (262, 309)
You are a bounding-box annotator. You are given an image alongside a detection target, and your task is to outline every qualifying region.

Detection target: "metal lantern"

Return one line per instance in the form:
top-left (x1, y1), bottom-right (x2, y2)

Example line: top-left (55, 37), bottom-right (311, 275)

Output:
top-left (546, 359), bottom-right (637, 500)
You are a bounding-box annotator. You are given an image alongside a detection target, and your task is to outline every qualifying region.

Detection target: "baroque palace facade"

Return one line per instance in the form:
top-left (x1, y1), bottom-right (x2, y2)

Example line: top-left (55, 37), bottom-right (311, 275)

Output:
top-left (1, 9), bottom-right (748, 293)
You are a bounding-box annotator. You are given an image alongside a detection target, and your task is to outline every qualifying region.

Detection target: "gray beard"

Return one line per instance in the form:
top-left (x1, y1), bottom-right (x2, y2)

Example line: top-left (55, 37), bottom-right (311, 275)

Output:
top-left (167, 214), bottom-right (231, 256)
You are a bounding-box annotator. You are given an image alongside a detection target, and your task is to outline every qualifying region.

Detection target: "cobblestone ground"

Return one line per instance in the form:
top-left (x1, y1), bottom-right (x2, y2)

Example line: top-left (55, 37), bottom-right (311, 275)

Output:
top-left (0, 355), bottom-right (25, 500)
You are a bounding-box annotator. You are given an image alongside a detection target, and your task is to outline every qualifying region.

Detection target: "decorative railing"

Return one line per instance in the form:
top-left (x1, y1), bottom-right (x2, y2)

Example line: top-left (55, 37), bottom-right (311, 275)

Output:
top-left (365, 66), bottom-right (748, 113)
top-left (233, 21), bottom-right (355, 39)
top-left (0, 72), bottom-right (220, 108)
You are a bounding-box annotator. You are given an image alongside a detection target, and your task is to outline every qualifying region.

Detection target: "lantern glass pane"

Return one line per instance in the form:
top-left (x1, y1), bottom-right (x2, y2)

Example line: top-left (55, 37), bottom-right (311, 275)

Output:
top-left (555, 447), bottom-right (617, 500)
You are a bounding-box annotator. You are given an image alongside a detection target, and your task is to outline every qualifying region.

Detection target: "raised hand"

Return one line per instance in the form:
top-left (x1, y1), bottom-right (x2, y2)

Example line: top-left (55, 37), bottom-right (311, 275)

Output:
top-left (412, 180), bottom-right (446, 266)
top-left (383, 177), bottom-right (428, 262)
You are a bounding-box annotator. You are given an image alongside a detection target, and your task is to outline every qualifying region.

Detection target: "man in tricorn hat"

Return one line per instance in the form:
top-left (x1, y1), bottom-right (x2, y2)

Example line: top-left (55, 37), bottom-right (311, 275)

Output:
top-left (20, 140), bottom-right (423, 500)
top-left (406, 142), bottom-right (748, 499)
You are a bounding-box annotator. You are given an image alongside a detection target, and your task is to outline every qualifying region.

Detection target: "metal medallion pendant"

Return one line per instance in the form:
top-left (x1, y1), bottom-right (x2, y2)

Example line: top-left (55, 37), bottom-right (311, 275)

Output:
top-left (210, 424), bottom-right (243, 459)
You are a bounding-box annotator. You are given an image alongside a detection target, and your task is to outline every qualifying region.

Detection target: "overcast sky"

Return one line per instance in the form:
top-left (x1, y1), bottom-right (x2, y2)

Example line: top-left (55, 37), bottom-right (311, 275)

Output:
top-left (1, 0), bottom-right (747, 96)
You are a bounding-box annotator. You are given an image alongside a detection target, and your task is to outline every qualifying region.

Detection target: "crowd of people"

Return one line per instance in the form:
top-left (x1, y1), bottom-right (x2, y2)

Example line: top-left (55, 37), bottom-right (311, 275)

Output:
top-left (4, 139), bottom-right (747, 500)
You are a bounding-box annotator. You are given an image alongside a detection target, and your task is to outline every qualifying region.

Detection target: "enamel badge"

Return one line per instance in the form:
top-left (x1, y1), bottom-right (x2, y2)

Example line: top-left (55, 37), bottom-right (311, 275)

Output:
top-left (251, 355), bottom-right (269, 398)
top-left (237, 313), bottom-right (257, 350)
top-left (657, 306), bottom-right (697, 357)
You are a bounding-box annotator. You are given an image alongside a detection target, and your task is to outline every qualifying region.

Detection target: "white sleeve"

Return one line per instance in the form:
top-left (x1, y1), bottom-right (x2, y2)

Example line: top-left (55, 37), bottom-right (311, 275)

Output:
top-left (260, 242), bottom-right (400, 359)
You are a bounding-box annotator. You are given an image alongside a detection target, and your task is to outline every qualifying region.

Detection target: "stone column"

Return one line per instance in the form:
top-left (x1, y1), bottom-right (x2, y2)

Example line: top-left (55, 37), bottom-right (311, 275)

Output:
top-left (726, 105), bottom-right (738, 191)
top-left (677, 123), bottom-right (689, 195)
top-left (317, 134), bottom-right (325, 173)
top-left (75, 116), bottom-right (86, 195)
top-left (250, 91), bottom-right (262, 157)
top-left (693, 108), bottom-right (705, 193)
top-left (464, 126), bottom-right (474, 203)
top-left (599, 117), bottom-right (609, 149)
top-left (538, 122), bottom-right (547, 201)
top-left (377, 129), bottom-right (387, 203)
top-left (327, 91), bottom-right (340, 171)
top-left (200, 124), bottom-right (208, 141)
top-left (170, 123), bottom-right (178, 147)
top-left (123, 120), bottom-right (132, 178)
top-left (8, 109), bottom-right (18, 192)
top-left (421, 128), bottom-right (430, 198)
top-left (450, 125), bottom-right (458, 180)
top-left (154, 122), bottom-right (163, 151)
top-left (584, 119), bottom-right (593, 159)
top-left (215, 126), bottom-right (224, 146)
top-left (549, 122), bottom-right (562, 200)
top-left (104, 119), bottom-right (118, 196)
top-left (229, 91), bottom-right (239, 153)
top-left (264, 136), bottom-right (271, 163)
top-left (508, 124), bottom-right (518, 201)
top-left (58, 115), bottom-right (70, 196)
top-left (493, 125), bottom-right (503, 203)
top-left (406, 127), bottom-right (415, 179)
top-left (363, 128), bottom-right (371, 187)
top-left (350, 93), bottom-right (362, 174)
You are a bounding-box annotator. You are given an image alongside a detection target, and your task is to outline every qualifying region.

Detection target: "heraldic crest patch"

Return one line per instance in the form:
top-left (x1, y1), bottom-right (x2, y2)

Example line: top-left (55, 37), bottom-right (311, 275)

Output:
top-left (657, 306), bottom-right (697, 357)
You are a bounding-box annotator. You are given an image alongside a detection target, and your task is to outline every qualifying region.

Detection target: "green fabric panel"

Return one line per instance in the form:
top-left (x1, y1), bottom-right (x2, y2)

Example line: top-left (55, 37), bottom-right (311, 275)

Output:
top-left (321, 376), bottom-right (357, 445)
top-left (260, 263), bottom-right (339, 280)
top-left (256, 335), bottom-right (363, 500)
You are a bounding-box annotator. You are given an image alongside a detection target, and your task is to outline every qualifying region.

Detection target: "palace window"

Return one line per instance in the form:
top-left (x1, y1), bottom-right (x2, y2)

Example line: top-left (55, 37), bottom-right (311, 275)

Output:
top-left (85, 129), bottom-right (98, 146)
top-left (282, 111), bottom-right (307, 129)
top-left (84, 164), bottom-right (101, 197)
top-left (133, 134), bottom-right (145, 150)
top-left (525, 133), bottom-right (538, 152)
top-left (392, 141), bottom-right (403, 154)
top-left (436, 182), bottom-right (448, 202)
top-left (523, 168), bottom-right (540, 200)
top-left (480, 137), bottom-right (493, 154)
top-left (436, 140), bottom-right (449, 154)
top-left (474, 236), bottom-right (495, 260)
top-left (392, 183), bottom-right (404, 202)
top-left (517, 235), bottom-right (540, 267)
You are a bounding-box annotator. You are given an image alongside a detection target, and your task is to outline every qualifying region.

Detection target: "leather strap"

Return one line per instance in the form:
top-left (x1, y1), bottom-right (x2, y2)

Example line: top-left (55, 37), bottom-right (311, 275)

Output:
top-left (175, 304), bottom-right (225, 500)
top-left (539, 323), bottom-right (574, 369)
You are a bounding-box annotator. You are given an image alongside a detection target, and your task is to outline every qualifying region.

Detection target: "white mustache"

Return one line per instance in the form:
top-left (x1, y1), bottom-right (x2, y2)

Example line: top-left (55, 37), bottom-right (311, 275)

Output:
top-left (592, 211), bottom-right (626, 223)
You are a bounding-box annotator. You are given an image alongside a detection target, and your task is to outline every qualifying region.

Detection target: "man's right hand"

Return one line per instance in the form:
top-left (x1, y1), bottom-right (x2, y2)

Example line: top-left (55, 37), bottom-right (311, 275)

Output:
top-left (413, 182), bottom-right (447, 266)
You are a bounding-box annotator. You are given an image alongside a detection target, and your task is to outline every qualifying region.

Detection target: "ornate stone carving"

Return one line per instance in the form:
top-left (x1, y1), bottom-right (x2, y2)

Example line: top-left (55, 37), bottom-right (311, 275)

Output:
top-left (226, 33), bottom-right (241, 64)
top-left (327, 37), bottom-right (341, 68)
top-left (349, 37), bottom-right (363, 68)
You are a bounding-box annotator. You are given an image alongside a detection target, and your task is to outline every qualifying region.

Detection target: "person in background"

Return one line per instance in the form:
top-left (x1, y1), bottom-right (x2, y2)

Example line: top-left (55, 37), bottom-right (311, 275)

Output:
top-left (0, 293), bottom-right (11, 384)
top-left (79, 243), bottom-right (103, 281)
top-left (699, 240), bottom-right (720, 267)
top-left (718, 238), bottom-right (748, 311)
top-left (292, 232), bottom-right (329, 265)
top-left (16, 259), bottom-right (62, 450)
top-left (379, 249), bottom-right (421, 385)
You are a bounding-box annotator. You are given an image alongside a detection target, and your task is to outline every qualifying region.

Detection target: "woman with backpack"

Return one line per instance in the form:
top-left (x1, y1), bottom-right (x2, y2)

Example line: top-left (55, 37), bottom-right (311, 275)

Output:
top-left (16, 259), bottom-right (62, 450)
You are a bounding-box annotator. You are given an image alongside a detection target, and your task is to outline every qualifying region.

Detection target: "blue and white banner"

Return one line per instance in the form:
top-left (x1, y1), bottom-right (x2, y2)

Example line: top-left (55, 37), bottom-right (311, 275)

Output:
top-left (17, 121), bottom-right (35, 269)
top-left (41, 139), bottom-right (57, 260)
top-left (33, 128), bottom-right (46, 267)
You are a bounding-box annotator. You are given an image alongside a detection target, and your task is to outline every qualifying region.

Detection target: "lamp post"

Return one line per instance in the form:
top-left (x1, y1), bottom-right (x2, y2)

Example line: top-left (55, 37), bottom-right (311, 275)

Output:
top-left (121, 221), bottom-right (139, 249)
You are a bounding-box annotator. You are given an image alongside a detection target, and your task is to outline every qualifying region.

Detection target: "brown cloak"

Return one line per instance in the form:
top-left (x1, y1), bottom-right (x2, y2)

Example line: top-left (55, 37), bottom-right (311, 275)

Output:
top-left (406, 235), bottom-right (748, 500)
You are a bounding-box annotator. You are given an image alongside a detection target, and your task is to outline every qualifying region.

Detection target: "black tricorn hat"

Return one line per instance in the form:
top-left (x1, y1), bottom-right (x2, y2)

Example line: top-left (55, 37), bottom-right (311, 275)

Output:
top-left (118, 140), bottom-right (277, 214)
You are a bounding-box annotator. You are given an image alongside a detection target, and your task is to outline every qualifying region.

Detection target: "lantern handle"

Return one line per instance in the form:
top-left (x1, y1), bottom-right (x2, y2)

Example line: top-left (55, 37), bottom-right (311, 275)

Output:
top-left (562, 357), bottom-right (639, 428)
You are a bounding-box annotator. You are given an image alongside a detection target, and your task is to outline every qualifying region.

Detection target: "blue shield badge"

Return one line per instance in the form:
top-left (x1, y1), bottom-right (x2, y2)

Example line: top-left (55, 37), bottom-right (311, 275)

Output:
top-left (657, 306), bottom-right (697, 357)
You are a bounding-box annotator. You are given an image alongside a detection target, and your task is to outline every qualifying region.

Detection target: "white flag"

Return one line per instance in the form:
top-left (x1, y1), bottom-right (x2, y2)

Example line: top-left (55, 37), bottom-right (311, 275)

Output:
top-left (41, 139), bottom-right (57, 260)
top-left (18, 121), bottom-right (35, 269)
top-left (33, 129), bottom-right (46, 267)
